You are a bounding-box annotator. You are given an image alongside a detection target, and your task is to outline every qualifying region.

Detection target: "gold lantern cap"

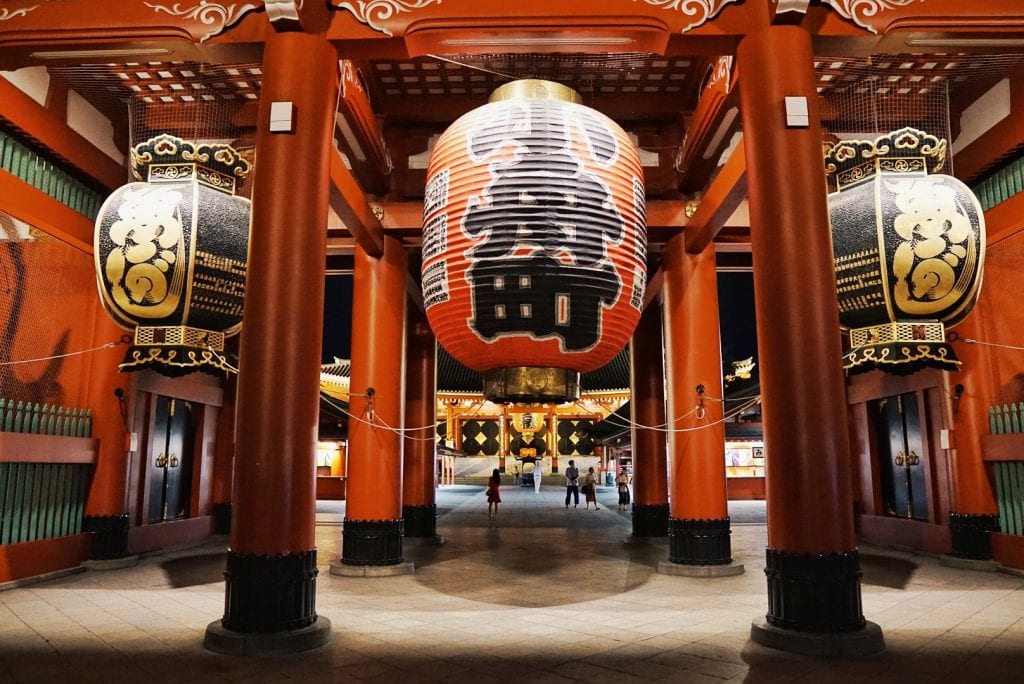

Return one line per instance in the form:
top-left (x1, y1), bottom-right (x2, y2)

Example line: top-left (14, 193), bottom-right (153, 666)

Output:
top-left (824, 127), bottom-right (947, 191)
top-left (489, 79), bottom-right (582, 104)
top-left (130, 133), bottom-right (252, 195)
top-left (483, 366), bottom-right (580, 404)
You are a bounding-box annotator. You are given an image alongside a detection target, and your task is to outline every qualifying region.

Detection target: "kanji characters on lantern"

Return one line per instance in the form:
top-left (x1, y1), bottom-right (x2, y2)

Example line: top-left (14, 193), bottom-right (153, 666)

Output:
top-left (423, 80), bottom-right (646, 402)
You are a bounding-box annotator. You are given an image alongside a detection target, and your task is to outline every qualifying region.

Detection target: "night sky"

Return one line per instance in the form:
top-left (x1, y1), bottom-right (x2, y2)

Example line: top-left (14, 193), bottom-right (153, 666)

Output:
top-left (321, 270), bottom-right (758, 373)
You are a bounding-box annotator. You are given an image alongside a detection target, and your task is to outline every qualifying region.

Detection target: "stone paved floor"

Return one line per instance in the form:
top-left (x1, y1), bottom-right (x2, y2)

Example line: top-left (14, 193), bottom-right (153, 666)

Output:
top-left (2, 483), bottom-right (1024, 682)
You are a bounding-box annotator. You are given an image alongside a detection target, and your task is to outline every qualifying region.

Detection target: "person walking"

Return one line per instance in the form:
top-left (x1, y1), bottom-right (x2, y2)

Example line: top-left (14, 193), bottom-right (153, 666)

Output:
top-left (583, 466), bottom-right (599, 510)
top-left (512, 465), bottom-right (520, 486)
top-left (564, 459), bottom-right (580, 508)
top-left (533, 460), bottom-right (543, 494)
top-left (616, 467), bottom-right (632, 511)
top-left (486, 468), bottom-right (501, 520)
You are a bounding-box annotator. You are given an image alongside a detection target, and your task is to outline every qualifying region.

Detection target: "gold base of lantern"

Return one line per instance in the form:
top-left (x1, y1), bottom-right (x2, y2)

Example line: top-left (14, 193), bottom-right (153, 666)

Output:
top-left (845, 321), bottom-right (960, 375)
top-left (483, 366), bottom-right (580, 404)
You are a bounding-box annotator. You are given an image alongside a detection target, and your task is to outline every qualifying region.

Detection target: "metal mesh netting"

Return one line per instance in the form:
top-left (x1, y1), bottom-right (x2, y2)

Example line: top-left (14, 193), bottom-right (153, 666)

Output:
top-left (0, 209), bottom-right (97, 407)
top-left (49, 61), bottom-right (260, 192)
top-left (817, 52), bottom-right (1024, 175)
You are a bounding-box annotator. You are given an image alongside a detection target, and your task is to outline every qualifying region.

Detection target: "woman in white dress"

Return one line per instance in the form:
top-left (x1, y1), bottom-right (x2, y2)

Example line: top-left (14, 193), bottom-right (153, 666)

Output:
top-left (533, 460), bottom-right (543, 494)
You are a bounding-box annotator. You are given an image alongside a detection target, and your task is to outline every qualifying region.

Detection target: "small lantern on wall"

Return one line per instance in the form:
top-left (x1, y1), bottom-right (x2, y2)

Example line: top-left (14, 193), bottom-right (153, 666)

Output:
top-left (825, 127), bottom-right (985, 374)
top-left (422, 79), bottom-right (647, 403)
top-left (93, 134), bottom-right (251, 377)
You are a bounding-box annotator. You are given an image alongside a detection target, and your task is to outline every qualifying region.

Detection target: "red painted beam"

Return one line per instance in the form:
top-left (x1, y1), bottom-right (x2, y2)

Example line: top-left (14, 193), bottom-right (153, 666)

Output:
top-left (0, 76), bottom-right (123, 190)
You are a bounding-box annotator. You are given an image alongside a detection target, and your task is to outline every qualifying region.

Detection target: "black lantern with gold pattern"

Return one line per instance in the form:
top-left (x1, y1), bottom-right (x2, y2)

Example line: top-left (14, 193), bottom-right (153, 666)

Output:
top-left (93, 134), bottom-right (251, 376)
top-left (824, 127), bottom-right (985, 374)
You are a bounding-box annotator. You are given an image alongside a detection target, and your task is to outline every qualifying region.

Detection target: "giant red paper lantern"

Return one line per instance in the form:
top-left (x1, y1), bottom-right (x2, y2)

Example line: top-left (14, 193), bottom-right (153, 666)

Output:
top-left (422, 80), bottom-right (646, 403)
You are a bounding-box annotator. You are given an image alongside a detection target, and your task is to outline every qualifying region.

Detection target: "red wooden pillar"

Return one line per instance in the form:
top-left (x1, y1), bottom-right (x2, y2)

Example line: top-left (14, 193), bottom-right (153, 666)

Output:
top-left (338, 235), bottom-right (408, 568)
top-left (211, 376), bottom-right (236, 535)
top-left (629, 298), bottom-right (669, 537)
top-left (947, 325), bottom-right (1000, 559)
top-left (205, 30), bottom-right (337, 652)
top-left (402, 304), bottom-right (439, 540)
top-left (738, 22), bottom-right (881, 651)
top-left (82, 314), bottom-right (132, 560)
top-left (661, 237), bottom-right (736, 569)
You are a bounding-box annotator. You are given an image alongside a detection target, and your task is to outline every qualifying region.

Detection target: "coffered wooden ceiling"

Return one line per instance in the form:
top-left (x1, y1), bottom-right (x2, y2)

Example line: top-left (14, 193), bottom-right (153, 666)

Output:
top-left (51, 49), bottom-right (1020, 162)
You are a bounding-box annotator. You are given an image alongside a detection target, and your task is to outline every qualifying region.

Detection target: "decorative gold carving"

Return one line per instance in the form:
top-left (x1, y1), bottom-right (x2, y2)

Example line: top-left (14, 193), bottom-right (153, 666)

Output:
top-left (888, 177), bottom-right (979, 316)
top-left (144, 1), bottom-right (261, 42)
top-left (823, 0), bottom-right (918, 35)
top-left (641, 0), bottom-right (743, 33)
top-left (825, 127), bottom-right (945, 190)
top-left (849, 320), bottom-right (945, 348)
top-left (120, 347), bottom-right (234, 373)
top-left (0, 6), bottom-right (39, 21)
top-left (332, 0), bottom-right (441, 37)
top-left (104, 185), bottom-right (187, 320)
top-left (134, 325), bottom-right (226, 350)
top-left (706, 56), bottom-right (733, 94)
top-left (131, 134), bottom-right (251, 194)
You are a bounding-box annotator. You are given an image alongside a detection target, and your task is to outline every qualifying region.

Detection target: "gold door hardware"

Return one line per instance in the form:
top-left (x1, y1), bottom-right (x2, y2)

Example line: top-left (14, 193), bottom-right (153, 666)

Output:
top-left (155, 452), bottom-right (168, 467)
top-left (894, 451), bottom-right (905, 466)
top-left (169, 454), bottom-right (179, 468)
top-left (908, 451), bottom-right (920, 466)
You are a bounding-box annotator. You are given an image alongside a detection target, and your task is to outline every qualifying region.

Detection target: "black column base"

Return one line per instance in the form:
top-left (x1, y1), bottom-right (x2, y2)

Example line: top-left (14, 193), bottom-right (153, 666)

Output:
top-left (632, 502), bottom-right (669, 537)
top-left (403, 504), bottom-right (437, 538)
top-left (765, 548), bottom-right (866, 632)
top-left (213, 502), bottom-right (232, 535)
top-left (669, 517), bottom-right (732, 565)
top-left (82, 514), bottom-right (130, 560)
top-left (949, 512), bottom-right (1000, 560)
top-left (342, 518), bottom-right (404, 566)
top-left (222, 549), bottom-right (319, 633)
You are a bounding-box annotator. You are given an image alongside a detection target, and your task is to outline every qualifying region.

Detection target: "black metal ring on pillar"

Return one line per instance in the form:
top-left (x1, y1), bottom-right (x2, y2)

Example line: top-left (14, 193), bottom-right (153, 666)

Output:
top-left (631, 502), bottom-right (669, 537)
top-left (221, 549), bottom-right (319, 632)
top-left (213, 502), bottom-right (232, 535)
top-left (751, 547), bottom-right (884, 656)
top-left (82, 514), bottom-right (139, 570)
top-left (82, 514), bottom-right (131, 561)
top-left (764, 548), bottom-right (864, 632)
top-left (668, 517), bottom-right (732, 565)
top-left (341, 518), bottom-right (404, 565)
top-left (949, 512), bottom-right (1000, 560)
top-left (402, 504), bottom-right (437, 538)
top-left (205, 549), bottom-right (330, 655)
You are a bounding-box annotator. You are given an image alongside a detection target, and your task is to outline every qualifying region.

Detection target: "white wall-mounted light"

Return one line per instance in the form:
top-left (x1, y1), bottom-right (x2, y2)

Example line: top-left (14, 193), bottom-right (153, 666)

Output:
top-left (269, 101), bottom-right (295, 134)
top-left (784, 96), bottom-right (809, 128)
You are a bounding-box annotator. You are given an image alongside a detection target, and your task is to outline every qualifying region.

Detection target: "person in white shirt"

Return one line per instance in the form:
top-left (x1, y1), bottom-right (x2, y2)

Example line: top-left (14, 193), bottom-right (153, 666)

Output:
top-left (533, 459), bottom-right (543, 494)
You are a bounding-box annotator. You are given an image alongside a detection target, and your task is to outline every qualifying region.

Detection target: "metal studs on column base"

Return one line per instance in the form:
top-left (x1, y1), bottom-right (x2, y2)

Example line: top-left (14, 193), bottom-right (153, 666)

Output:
top-left (331, 518), bottom-right (415, 576)
top-left (403, 504), bottom-right (445, 546)
top-left (213, 502), bottom-right (232, 535)
top-left (204, 549), bottom-right (331, 655)
top-left (82, 514), bottom-right (139, 570)
top-left (625, 502), bottom-right (669, 543)
top-left (941, 512), bottom-right (1001, 571)
top-left (658, 517), bottom-right (744, 577)
top-left (749, 548), bottom-right (884, 657)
